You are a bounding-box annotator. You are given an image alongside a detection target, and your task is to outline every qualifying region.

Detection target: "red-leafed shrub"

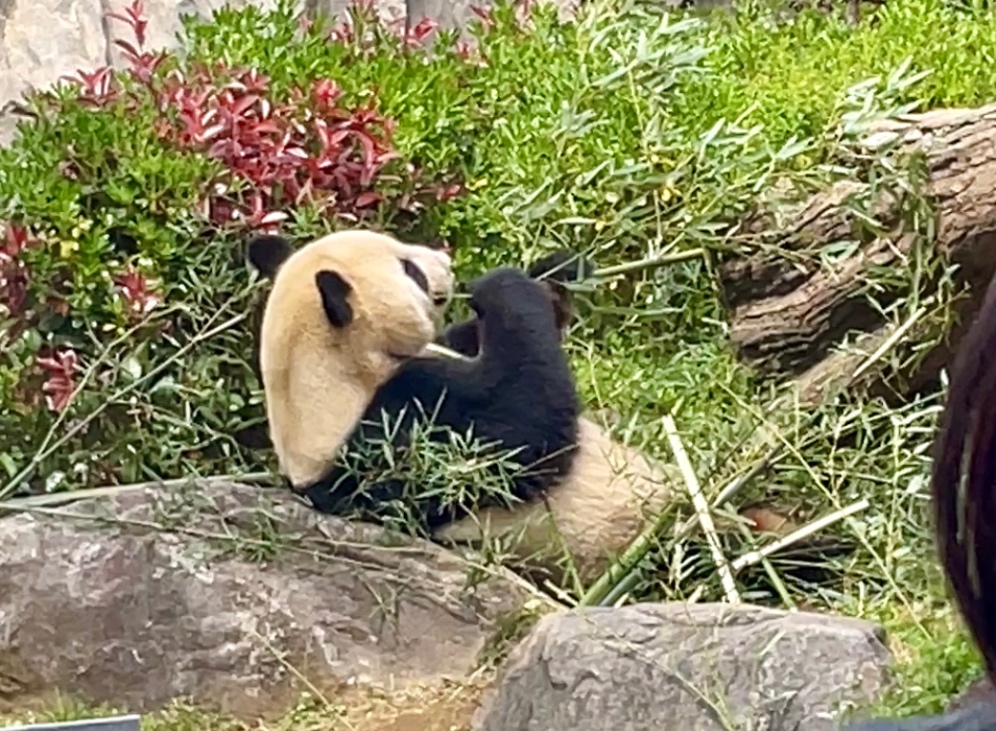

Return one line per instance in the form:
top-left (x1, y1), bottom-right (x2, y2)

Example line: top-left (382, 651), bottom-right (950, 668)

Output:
top-left (65, 1), bottom-right (436, 230)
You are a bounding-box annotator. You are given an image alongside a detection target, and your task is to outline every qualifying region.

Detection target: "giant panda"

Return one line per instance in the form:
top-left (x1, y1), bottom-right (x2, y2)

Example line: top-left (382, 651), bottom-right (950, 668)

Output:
top-left (248, 228), bottom-right (676, 589)
top-left (248, 229), bottom-right (847, 594)
top-left (249, 228), bottom-right (588, 537)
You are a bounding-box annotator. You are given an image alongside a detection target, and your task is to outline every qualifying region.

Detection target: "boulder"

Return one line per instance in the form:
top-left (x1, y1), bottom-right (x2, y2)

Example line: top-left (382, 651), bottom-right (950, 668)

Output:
top-left (473, 602), bottom-right (893, 731)
top-left (0, 481), bottom-right (541, 719)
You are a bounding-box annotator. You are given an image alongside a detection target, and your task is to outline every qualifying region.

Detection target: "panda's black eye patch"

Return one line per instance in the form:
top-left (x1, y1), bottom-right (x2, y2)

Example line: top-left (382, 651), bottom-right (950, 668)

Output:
top-left (400, 257), bottom-right (430, 295)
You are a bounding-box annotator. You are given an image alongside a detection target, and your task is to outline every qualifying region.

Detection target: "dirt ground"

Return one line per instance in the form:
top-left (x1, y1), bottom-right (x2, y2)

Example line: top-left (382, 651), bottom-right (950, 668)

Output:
top-left (333, 676), bottom-right (493, 731)
top-left (0, 674), bottom-right (496, 731)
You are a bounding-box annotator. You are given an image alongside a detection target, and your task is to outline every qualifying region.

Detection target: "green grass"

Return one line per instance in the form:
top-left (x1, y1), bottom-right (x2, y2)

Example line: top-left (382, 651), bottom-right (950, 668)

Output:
top-left (683, 0), bottom-right (996, 145)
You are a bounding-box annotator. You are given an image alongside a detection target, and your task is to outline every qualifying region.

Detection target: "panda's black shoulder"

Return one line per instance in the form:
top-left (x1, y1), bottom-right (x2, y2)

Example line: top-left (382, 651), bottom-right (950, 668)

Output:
top-left (355, 357), bottom-right (457, 442)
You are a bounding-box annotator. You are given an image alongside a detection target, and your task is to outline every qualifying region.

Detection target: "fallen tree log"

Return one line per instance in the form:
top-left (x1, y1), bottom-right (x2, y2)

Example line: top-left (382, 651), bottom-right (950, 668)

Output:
top-left (719, 102), bottom-right (996, 402)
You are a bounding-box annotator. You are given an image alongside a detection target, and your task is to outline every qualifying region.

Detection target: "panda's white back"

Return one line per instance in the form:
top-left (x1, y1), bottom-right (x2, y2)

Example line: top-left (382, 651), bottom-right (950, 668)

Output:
top-left (433, 417), bottom-right (673, 585)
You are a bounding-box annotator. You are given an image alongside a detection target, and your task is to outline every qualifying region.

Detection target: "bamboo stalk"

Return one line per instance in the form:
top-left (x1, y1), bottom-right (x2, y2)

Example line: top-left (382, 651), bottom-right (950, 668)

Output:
top-left (661, 413), bottom-right (740, 604)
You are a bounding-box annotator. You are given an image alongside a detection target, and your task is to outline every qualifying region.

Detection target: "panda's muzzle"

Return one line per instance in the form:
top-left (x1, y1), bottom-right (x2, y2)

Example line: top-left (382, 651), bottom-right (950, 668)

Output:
top-left (386, 347), bottom-right (425, 364)
top-left (387, 340), bottom-right (448, 364)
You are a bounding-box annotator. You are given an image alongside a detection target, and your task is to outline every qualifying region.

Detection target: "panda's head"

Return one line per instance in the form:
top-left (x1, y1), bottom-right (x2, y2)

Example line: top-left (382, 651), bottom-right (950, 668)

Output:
top-left (247, 229), bottom-right (455, 486)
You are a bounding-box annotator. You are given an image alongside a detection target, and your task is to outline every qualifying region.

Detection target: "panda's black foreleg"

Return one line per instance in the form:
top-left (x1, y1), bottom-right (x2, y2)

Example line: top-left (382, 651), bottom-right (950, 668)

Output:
top-left (395, 265), bottom-right (583, 507)
top-left (457, 266), bottom-right (582, 496)
top-left (450, 266), bottom-right (576, 399)
top-left (437, 248), bottom-right (591, 357)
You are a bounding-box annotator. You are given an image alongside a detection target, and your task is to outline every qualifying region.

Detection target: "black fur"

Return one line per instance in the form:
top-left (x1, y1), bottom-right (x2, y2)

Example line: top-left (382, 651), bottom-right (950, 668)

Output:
top-left (440, 249), bottom-right (592, 358)
top-left (315, 270), bottom-right (354, 328)
top-left (400, 257), bottom-right (431, 295)
top-left (301, 265), bottom-right (582, 531)
top-left (247, 235), bottom-right (294, 278)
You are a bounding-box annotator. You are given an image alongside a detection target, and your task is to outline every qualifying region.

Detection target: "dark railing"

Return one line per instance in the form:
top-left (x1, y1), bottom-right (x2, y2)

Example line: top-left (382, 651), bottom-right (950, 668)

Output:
top-left (2, 716), bottom-right (141, 731)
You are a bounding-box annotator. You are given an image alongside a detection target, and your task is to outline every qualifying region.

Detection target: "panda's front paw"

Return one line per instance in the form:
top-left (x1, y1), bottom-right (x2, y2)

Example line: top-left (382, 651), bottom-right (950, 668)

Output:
top-left (467, 266), bottom-right (536, 312)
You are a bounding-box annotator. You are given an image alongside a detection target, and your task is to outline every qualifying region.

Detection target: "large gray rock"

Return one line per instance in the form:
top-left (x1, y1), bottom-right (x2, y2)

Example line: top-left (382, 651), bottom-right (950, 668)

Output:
top-left (474, 602), bottom-right (893, 731)
top-left (0, 481), bottom-right (541, 719)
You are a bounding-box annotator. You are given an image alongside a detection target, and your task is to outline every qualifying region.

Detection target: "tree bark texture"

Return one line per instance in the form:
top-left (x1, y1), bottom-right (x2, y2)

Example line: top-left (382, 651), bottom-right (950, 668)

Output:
top-left (719, 103), bottom-right (996, 400)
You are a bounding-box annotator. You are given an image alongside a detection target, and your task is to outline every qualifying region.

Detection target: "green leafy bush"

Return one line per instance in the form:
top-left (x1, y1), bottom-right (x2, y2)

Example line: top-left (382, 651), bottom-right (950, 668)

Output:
top-left (0, 0), bottom-right (477, 495)
top-left (682, 0), bottom-right (996, 144)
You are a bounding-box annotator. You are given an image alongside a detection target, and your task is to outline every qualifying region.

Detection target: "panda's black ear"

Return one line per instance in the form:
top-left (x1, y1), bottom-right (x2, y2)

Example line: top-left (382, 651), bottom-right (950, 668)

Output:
top-left (527, 250), bottom-right (590, 335)
top-left (247, 235), bottom-right (294, 279)
top-left (526, 249), bottom-right (593, 284)
top-left (315, 270), bottom-right (353, 328)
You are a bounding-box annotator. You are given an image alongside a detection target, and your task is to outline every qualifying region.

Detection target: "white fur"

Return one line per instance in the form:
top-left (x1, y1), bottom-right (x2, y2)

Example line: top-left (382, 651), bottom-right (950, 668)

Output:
top-left (432, 416), bottom-right (675, 585)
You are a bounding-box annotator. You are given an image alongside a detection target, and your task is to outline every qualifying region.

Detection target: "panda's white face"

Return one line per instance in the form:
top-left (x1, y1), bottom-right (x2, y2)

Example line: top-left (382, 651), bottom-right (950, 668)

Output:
top-left (345, 245), bottom-right (455, 374)
top-left (250, 229), bottom-right (455, 486)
